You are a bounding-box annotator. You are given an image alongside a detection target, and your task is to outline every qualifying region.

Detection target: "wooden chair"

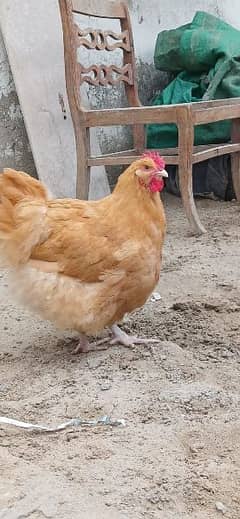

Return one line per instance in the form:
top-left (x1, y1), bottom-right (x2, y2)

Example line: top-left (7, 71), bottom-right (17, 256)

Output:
top-left (58, 0), bottom-right (240, 235)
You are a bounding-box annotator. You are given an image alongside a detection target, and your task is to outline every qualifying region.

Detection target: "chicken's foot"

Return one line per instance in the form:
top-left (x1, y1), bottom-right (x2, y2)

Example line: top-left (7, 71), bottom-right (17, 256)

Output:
top-left (72, 333), bottom-right (90, 354)
top-left (72, 334), bottom-right (112, 354)
top-left (72, 325), bottom-right (159, 354)
top-left (109, 324), bottom-right (159, 348)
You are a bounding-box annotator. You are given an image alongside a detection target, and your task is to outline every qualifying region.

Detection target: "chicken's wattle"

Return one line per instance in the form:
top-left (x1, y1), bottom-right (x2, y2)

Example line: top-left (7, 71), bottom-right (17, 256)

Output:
top-left (149, 176), bottom-right (164, 193)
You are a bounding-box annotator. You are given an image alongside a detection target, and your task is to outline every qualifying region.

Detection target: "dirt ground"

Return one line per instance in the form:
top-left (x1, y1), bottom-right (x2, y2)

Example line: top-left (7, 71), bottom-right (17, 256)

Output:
top-left (0, 193), bottom-right (240, 519)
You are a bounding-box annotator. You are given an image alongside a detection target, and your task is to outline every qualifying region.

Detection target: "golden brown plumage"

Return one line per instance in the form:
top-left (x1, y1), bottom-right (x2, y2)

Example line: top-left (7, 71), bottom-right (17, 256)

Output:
top-left (0, 155), bottom-right (167, 351)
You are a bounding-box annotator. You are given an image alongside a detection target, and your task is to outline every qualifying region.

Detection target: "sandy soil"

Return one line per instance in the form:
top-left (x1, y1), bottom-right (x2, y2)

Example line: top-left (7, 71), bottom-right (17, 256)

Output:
top-left (0, 193), bottom-right (240, 519)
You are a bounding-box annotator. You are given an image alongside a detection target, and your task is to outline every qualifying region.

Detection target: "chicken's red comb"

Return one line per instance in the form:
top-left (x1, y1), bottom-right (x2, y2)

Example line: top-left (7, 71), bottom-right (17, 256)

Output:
top-left (142, 151), bottom-right (165, 170)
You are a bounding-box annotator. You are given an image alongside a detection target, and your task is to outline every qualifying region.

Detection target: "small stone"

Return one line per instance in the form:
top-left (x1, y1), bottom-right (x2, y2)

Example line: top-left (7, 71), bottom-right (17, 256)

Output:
top-left (100, 383), bottom-right (111, 391)
top-left (151, 292), bottom-right (162, 302)
top-left (189, 445), bottom-right (198, 454)
top-left (147, 493), bottom-right (160, 505)
top-left (215, 501), bottom-right (228, 514)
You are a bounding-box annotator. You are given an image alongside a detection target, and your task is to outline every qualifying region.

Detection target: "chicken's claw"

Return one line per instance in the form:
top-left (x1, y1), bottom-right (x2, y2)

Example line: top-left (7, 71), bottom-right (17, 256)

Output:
top-left (73, 326), bottom-right (159, 354)
top-left (110, 325), bottom-right (159, 348)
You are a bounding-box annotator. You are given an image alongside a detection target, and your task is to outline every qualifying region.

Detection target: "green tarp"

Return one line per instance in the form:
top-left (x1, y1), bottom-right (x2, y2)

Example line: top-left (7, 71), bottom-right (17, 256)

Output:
top-left (147, 11), bottom-right (240, 149)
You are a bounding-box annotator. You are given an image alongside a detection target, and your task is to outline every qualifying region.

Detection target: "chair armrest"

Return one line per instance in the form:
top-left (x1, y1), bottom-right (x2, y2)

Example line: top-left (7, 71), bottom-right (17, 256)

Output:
top-left (192, 97), bottom-right (240, 110)
top-left (82, 98), bottom-right (240, 128)
top-left (83, 104), bottom-right (182, 127)
top-left (194, 103), bottom-right (240, 124)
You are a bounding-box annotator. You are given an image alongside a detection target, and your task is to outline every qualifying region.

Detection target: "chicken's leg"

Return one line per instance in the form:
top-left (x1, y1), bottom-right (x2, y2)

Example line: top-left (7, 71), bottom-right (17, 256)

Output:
top-left (109, 324), bottom-right (159, 348)
top-left (73, 333), bottom-right (112, 354)
top-left (73, 325), bottom-right (159, 354)
top-left (72, 333), bottom-right (91, 354)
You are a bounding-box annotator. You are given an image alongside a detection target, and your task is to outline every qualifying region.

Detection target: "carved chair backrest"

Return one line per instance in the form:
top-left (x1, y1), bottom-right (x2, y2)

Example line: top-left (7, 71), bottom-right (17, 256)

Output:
top-left (58, 0), bottom-right (141, 114)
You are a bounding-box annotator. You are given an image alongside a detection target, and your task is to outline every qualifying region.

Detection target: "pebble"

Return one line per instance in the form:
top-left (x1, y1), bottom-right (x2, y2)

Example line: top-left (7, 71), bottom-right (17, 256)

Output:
top-left (0, 384), bottom-right (9, 392)
top-left (100, 383), bottom-right (111, 391)
top-left (215, 501), bottom-right (228, 514)
top-left (151, 292), bottom-right (162, 302)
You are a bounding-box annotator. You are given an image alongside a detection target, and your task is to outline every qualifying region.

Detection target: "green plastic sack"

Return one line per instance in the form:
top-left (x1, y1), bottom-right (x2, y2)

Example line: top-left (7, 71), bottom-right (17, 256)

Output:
top-left (147, 11), bottom-right (240, 148)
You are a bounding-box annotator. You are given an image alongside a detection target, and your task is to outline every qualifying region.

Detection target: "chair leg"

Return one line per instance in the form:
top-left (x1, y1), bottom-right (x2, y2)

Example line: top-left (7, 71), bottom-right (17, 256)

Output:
top-left (178, 113), bottom-right (206, 235)
top-left (231, 119), bottom-right (240, 201)
top-left (231, 153), bottom-right (240, 200)
top-left (75, 128), bottom-right (90, 200)
top-left (178, 162), bottom-right (207, 235)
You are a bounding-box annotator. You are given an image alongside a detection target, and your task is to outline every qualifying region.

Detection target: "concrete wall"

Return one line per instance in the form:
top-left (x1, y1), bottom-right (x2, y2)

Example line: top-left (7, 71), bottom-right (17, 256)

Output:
top-left (0, 31), bottom-right (36, 176)
top-left (0, 0), bottom-right (240, 179)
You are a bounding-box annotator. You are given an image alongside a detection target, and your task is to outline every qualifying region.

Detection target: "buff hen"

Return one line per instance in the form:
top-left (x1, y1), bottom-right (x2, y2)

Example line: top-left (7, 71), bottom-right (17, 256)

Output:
top-left (0, 152), bottom-right (167, 352)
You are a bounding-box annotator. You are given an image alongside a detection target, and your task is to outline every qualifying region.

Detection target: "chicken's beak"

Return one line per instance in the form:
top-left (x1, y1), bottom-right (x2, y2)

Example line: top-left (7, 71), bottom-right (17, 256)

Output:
top-left (156, 169), bottom-right (168, 178)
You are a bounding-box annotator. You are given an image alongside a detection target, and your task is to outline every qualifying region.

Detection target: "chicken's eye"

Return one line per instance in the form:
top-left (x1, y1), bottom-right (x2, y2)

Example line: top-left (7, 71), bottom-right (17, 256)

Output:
top-left (144, 165), bottom-right (152, 170)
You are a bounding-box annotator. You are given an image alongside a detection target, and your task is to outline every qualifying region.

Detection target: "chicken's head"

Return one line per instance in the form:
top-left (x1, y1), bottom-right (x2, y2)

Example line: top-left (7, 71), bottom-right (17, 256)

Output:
top-left (134, 151), bottom-right (168, 193)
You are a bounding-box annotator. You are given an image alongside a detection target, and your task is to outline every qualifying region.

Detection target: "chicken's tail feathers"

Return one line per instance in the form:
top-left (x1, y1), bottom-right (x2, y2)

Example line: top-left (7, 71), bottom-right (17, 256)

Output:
top-left (0, 170), bottom-right (48, 267)
top-left (0, 168), bottom-right (48, 205)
